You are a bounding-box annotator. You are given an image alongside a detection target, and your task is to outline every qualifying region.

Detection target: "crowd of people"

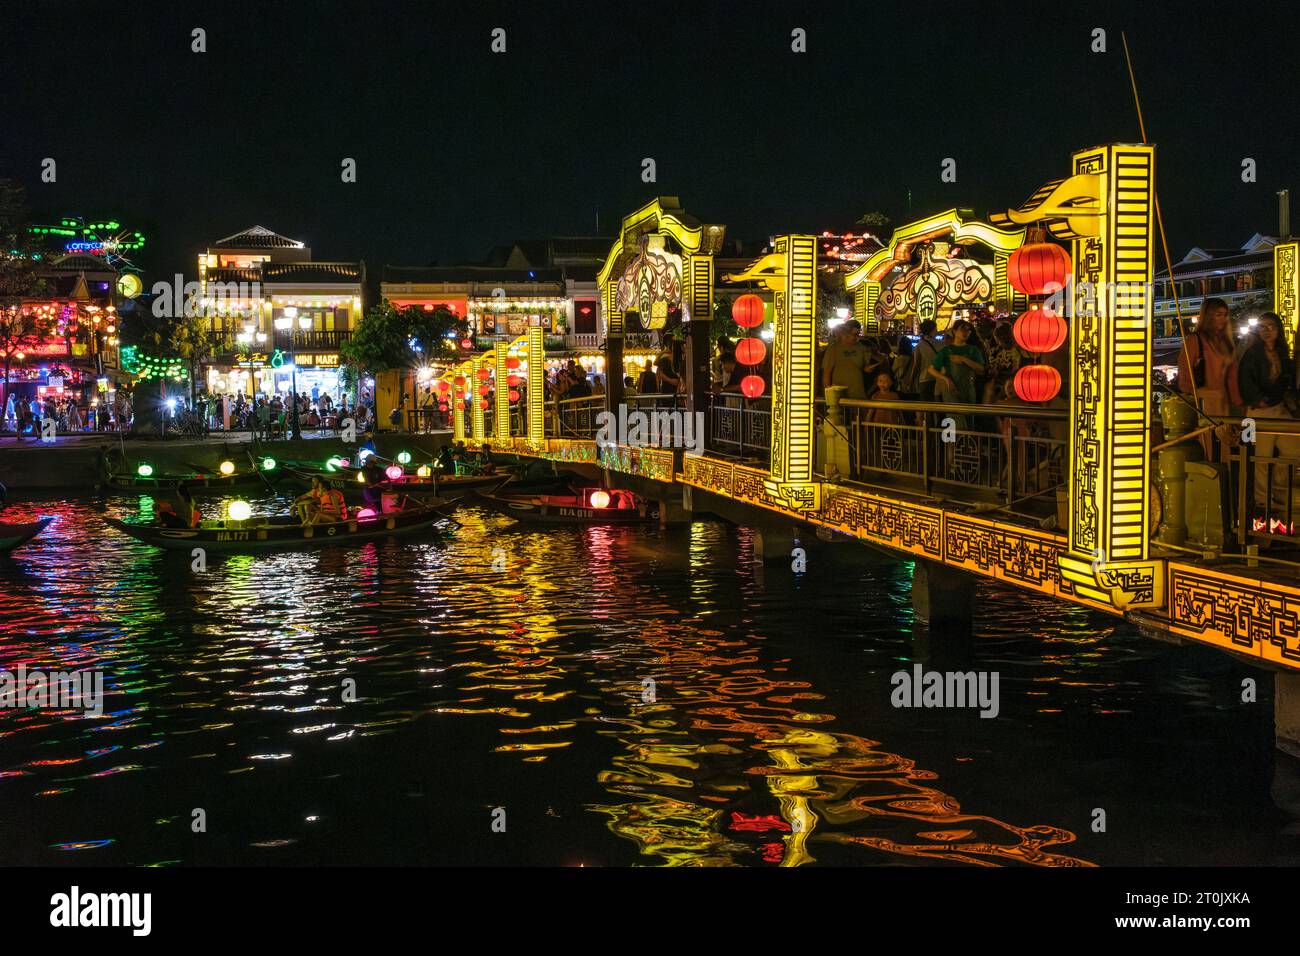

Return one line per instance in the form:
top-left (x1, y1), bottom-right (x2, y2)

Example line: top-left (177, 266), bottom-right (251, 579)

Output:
top-left (212, 391), bottom-right (374, 437)
top-left (2, 391), bottom-right (133, 437)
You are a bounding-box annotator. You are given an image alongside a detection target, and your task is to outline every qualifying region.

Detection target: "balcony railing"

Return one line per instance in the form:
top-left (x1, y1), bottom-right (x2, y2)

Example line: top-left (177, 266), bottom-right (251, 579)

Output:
top-left (707, 393), bottom-right (772, 462)
top-left (290, 329), bottom-right (351, 350)
top-left (551, 394), bottom-right (604, 439)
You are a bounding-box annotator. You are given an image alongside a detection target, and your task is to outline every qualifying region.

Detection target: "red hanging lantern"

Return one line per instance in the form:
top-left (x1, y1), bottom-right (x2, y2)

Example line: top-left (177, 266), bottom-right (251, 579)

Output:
top-left (1013, 364), bottom-right (1061, 402)
top-left (508, 389), bottom-right (520, 402)
top-left (477, 367), bottom-right (491, 381)
top-left (735, 337), bottom-right (766, 366)
top-left (453, 375), bottom-right (466, 387)
top-left (732, 294), bottom-right (766, 329)
top-left (506, 357), bottom-right (521, 369)
top-left (740, 374), bottom-right (766, 399)
top-left (437, 380), bottom-right (450, 393)
top-left (507, 374), bottom-right (521, 387)
top-left (1008, 243), bottom-right (1071, 296)
top-left (1013, 306), bottom-right (1068, 353)
top-left (479, 399), bottom-right (489, 409)
top-left (438, 402), bottom-right (449, 412)
top-left (478, 384), bottom-right (490, 396)
top-left (460, 338), bottom-right (474, 350)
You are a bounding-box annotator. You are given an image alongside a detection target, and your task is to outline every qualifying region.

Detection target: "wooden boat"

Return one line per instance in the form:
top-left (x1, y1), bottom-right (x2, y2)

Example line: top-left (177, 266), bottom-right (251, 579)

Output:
top-left (104, 501), bottom-right (456, 552)
top-left (475, 487), bottom-right (657, 524)
top-left (286, 464), bottom-right (509, 500)
top-left (101, 465), bottom-right (285, 495)
top-left (0, 517), bottom-right (53, 553)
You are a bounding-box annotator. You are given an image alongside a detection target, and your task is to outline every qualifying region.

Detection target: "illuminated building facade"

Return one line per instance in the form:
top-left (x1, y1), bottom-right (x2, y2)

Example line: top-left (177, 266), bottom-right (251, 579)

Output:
top-left (197, 226), bottom-right (365, 400)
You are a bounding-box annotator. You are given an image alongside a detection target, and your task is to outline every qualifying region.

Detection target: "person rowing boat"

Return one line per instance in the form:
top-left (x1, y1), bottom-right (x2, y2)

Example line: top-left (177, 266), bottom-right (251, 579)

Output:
top-left (293, 476), bottom-right (347, 525)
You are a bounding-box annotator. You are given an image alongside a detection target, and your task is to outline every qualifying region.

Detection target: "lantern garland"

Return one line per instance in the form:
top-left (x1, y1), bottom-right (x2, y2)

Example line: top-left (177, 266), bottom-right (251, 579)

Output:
top-left (730, 296), bottom-right (767, 399)
top-left (1009, 231), bottom-right (1071, 403)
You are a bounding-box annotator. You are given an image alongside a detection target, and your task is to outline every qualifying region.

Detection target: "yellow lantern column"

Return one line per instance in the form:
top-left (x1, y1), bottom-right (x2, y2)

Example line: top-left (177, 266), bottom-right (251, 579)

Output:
top-left (451, 373), bottom-right (465, 443)
top-left (1274, 241), bottom-right (1300, 345)
top-left (764, 234), bottom-right (821, 511)
top-left (602, 278), bottom-right (624, 414)
top-left (494, 342), bottom-right (510, 443)
top-left (470, 354), bottom-right (485, 442)
top-left (854, 280), bottom-right (881, 333)
top-left (527, 326), bottom-right (545, 447)
top-left (1057, 143), bottom-right (1163, 610)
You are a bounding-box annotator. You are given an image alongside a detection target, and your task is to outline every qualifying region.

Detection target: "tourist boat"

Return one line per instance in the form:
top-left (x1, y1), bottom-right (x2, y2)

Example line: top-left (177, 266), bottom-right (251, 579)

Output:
top-left (285, 464), bottom-right (510, 500)
top-left (475, 487), bottom-right (657, 524)
top-left (0, 517), bottom-right (53, 553)
top-left (104, 501), bottom-right (457, 552)
top-left (101, 462), bottom-right (287, 495)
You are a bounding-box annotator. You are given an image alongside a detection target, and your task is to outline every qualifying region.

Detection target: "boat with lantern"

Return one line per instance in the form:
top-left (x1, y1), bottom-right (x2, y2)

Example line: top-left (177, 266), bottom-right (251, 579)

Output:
top-left (474, 486), bottom-right (657, 524)
top-left (104, 499), bottom-right (457, 552)
top-left (0, 517), bottom-right (54, 553)
top-left (100, 456), bottom-right (290, 494)
top-left (285, 461), bottom-right (510, 500)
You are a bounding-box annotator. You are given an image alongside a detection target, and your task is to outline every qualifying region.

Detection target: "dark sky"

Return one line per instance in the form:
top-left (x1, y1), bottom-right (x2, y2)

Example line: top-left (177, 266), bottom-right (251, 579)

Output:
top-left (2, 0), bottom-right (1296, 284)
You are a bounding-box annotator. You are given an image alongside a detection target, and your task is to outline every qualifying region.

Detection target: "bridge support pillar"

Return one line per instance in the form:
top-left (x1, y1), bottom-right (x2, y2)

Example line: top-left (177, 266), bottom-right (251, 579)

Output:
top-left (911, 559), bottom-right (975, 631)
top-left (656, 495), bottom-right (691, 525)
top-left (751, 525), bottom-right (803, 563)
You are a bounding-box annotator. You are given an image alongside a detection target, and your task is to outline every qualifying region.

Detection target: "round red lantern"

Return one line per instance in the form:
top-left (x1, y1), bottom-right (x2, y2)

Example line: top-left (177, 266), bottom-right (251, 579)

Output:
top-left (1013, 307), bottom-right (1068, 354)
top-left (460, 338), bottom-right (473, 350)
top-left (453, 375), bottom-right (466, 387)
top-left (740, 374), bottom-right (766, 399)
top-left (1013, 364), bottom-right (1061, 403)
top-left (735, 337), bottom-right (766, 366)
top-left (506, 357), bottom-right (521, 369)
top-left (439, 402), bottom-right (449, 412)
top-left (508, 389), bottom-right (520, 402)
top-left (507, 374), bottom-right (521, 387)
top-left (479, 399), bottom-right (489, 409)
top-left (478, 384), bottom-right (490, 396)
top-left (1008, 243), bottom-right (1071, 296)
top-left (477, 367), bottom-right (491, 381)
top-left (437, 380), bottom-right (450, 393)
top-left (732, 294), bottom-right (766, 329)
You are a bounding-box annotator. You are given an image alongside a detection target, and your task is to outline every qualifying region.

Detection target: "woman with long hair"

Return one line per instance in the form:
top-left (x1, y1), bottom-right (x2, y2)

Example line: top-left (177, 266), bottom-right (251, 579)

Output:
top-left (1236, 311), bottom-right (1300, 513)
top-left (1177, 297), bottom-right (1235, 457)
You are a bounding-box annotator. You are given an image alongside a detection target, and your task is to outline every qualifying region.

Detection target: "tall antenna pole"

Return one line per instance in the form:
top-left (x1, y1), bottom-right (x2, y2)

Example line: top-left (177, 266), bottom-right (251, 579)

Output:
top-left (1279, 189), bottom-right (1291, 240)
top-left (1122, 31), bottom-right (1198, 405)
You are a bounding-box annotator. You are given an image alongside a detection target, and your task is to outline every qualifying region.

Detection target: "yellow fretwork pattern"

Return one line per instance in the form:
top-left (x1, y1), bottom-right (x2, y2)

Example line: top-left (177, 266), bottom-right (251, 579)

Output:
top-left (685, 253), bottom-right (713, 324)
top-left (452, 368), bottom-right (465, 442)
top-left (470, 354), bottom-right (485, 442)
top-left (527, 326), bottom-right (545, 444)
top-left (494, 342), bottom-right (510, 442)
top-left (1275, 242), bottom-right (1299, 346)
top-left (764, 235), bottom-right (821, 511)
top-left (603, 278), bottom-right (622, 337)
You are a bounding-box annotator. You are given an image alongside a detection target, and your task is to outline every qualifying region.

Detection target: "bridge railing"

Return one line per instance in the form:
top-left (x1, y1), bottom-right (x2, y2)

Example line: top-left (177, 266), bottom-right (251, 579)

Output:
top-left (1230, 418), bottom-right (1300, 547)
top-left (835, 399), bottom-right (1068, 512)
top-left (550, 394), bottom-right (604, 439)
top-left (707, 392), bottom-right (772, 462)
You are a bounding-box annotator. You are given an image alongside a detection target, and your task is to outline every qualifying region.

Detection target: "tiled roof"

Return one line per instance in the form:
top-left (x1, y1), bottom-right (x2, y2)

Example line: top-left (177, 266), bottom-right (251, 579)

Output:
top-left (213, 225), bottom-right (305, 249)
top-left (205, 267), bottom-right (262, 284)
top-left (383, 265), bottom-right (563, 283)
top-left (1156, 250), bottom-right (1273, 279)
top-left (262, 262), bottom-right (363, 283)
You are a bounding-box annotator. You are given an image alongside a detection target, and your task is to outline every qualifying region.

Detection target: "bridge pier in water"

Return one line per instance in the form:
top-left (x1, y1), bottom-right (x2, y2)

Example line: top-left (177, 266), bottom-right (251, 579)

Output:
top-left (911, 559), bottom-right (975, 632)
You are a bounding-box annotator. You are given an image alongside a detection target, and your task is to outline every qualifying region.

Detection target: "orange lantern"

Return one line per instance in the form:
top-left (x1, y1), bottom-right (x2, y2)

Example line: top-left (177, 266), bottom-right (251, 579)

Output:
top-left (453, 375), bottom-right (466, 387)
top-left (735, 337), bottom-right (766, 365)
top-left (1008, 243), bottom-right (1071, 296)
top-left (740, 374), bottom-right (766, 399)
top-left (437, 380), bottom-right (450, 393)
top-left (508, 389), bottom-right (520, 402)
top-left (506, 357), bottom-right (521, 369)
top-left (732, 294), bottom-right (766, 329)
top-left (589, 490), bottom-right (610, 509)
top-left (1013, 364), bottom-right (1061, 402)
top-left (477, 367), bottom-right (491, 380)
top-left (1013, 307), bottom-right (1068, 353)
top-left (507, 374), bottom-right (521, 387)
top-left (478, 384), bottom-right (490, 396)
top-left (479, 399), bottom-right (489, 409)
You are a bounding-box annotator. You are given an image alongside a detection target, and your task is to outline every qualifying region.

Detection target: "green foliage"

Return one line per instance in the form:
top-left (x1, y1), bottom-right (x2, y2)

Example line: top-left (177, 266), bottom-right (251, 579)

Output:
top-left (855, 210), bottom-right (892, 235)
top-left (340, 301), bottom-right (467, 375)
top-left (0, 179), bottom-right (49, 301)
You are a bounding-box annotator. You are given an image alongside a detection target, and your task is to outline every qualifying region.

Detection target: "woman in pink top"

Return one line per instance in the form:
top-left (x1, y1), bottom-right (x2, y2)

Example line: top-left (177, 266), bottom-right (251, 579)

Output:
top-left (1177, 297), bottom-right (1235, 458)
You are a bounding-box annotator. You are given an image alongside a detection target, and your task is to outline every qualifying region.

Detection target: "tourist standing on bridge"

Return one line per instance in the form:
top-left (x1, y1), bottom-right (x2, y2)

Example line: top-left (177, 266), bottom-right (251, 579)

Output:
top-left (905, 320), bottom-right (943, 402)
top-left (822, 319), bottom-right (868, 400)
top-left (1237, 311), bottom-right (1300, 512)
top-left (1177, 297), bottom-right (1236, 459)
top-left (928, 319), bottom-right (984, 427)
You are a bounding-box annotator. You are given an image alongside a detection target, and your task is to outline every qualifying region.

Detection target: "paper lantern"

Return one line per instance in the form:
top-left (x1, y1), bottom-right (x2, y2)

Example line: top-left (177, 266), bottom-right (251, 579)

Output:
top-left (228, 500), bottom-right (252, 521)
top-left (261, 457), bottom-right (277, 471)
top-left (508, 389), bottom-right (520, 402)
top-left (219, 460), bottom-right (235, 476)
top-left (136, 462), bottom-right (154, 477)
top-left (477, 367), bottom-right (491, 381)
top-left (416, 464), bottom-right (431, 478)
top-left (438, 402), bottom-right (448, 412)
top-left (478, 384), bottom-right (490, 397)
top-left (590, 490), bottom-right (610, 509)
top-left (356, 471), bottom-right (368, 483)
top-left (506, 357), bottom-right (521, 369)
top-left (357, 507), bottom-right (377, 519)
top-left (385, 465), bottom-right (403, 480)
top-left (396, 451), bottom-right (412, 464)
top-left (1013, 307), bottom-right (1068, 354)
top-left (480, 399), bottom-right (489, 409)
top-left (735, 337), bottom-right (766, 365)
top-left (460, 339), bottom-right (473, 350)
top-left (1008, 243), bottom-right (1071, 296)
top-left (740, 374), bottom-right (766, 399)
top-left (507, 374), bottom-right (521, 387)
top-left (732, 294), bottom-right (766, 329)
top-left (1013, 364), bottom-right (1061, 402)
top-left (453, 375), bottom-right (466, 387)
top-left (438, 380), bottom-right (450, 393)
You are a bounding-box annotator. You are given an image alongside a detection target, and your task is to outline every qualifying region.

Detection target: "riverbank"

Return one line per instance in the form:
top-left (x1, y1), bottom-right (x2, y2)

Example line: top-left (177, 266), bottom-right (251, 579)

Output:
top-left (0, 430), bottom-right (454, 491)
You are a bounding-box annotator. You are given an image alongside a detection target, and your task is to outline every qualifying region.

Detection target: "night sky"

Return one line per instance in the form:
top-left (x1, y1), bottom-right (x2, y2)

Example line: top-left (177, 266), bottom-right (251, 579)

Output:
top-left (2, 0), bottom-right (1296, 285)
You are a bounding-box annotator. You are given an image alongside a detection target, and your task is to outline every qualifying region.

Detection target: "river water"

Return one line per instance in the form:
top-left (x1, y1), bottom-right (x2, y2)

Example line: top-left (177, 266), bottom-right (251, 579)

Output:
top-left (0, 491), bottom-right (1294, 867)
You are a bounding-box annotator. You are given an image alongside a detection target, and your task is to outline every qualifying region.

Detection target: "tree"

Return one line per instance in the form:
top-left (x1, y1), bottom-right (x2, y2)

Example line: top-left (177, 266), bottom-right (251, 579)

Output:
top-left (339, 301), bottom-right (467, 409)
top-left (855, 211), bottom-right (892, 236)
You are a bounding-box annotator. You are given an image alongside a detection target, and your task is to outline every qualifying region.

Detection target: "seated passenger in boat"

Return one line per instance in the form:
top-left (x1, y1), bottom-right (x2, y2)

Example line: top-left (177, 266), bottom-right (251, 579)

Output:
top-left (313, 484), bottom-right (346, 524)
top-left (176, 482), bottom-right (202, 527)
top-left (153, 500), bottom-right (187, 528)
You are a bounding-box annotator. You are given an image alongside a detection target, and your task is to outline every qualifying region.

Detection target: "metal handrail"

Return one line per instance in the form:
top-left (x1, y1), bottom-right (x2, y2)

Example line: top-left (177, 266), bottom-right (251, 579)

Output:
top-left (837, 398), bottom-right (1068, 421)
